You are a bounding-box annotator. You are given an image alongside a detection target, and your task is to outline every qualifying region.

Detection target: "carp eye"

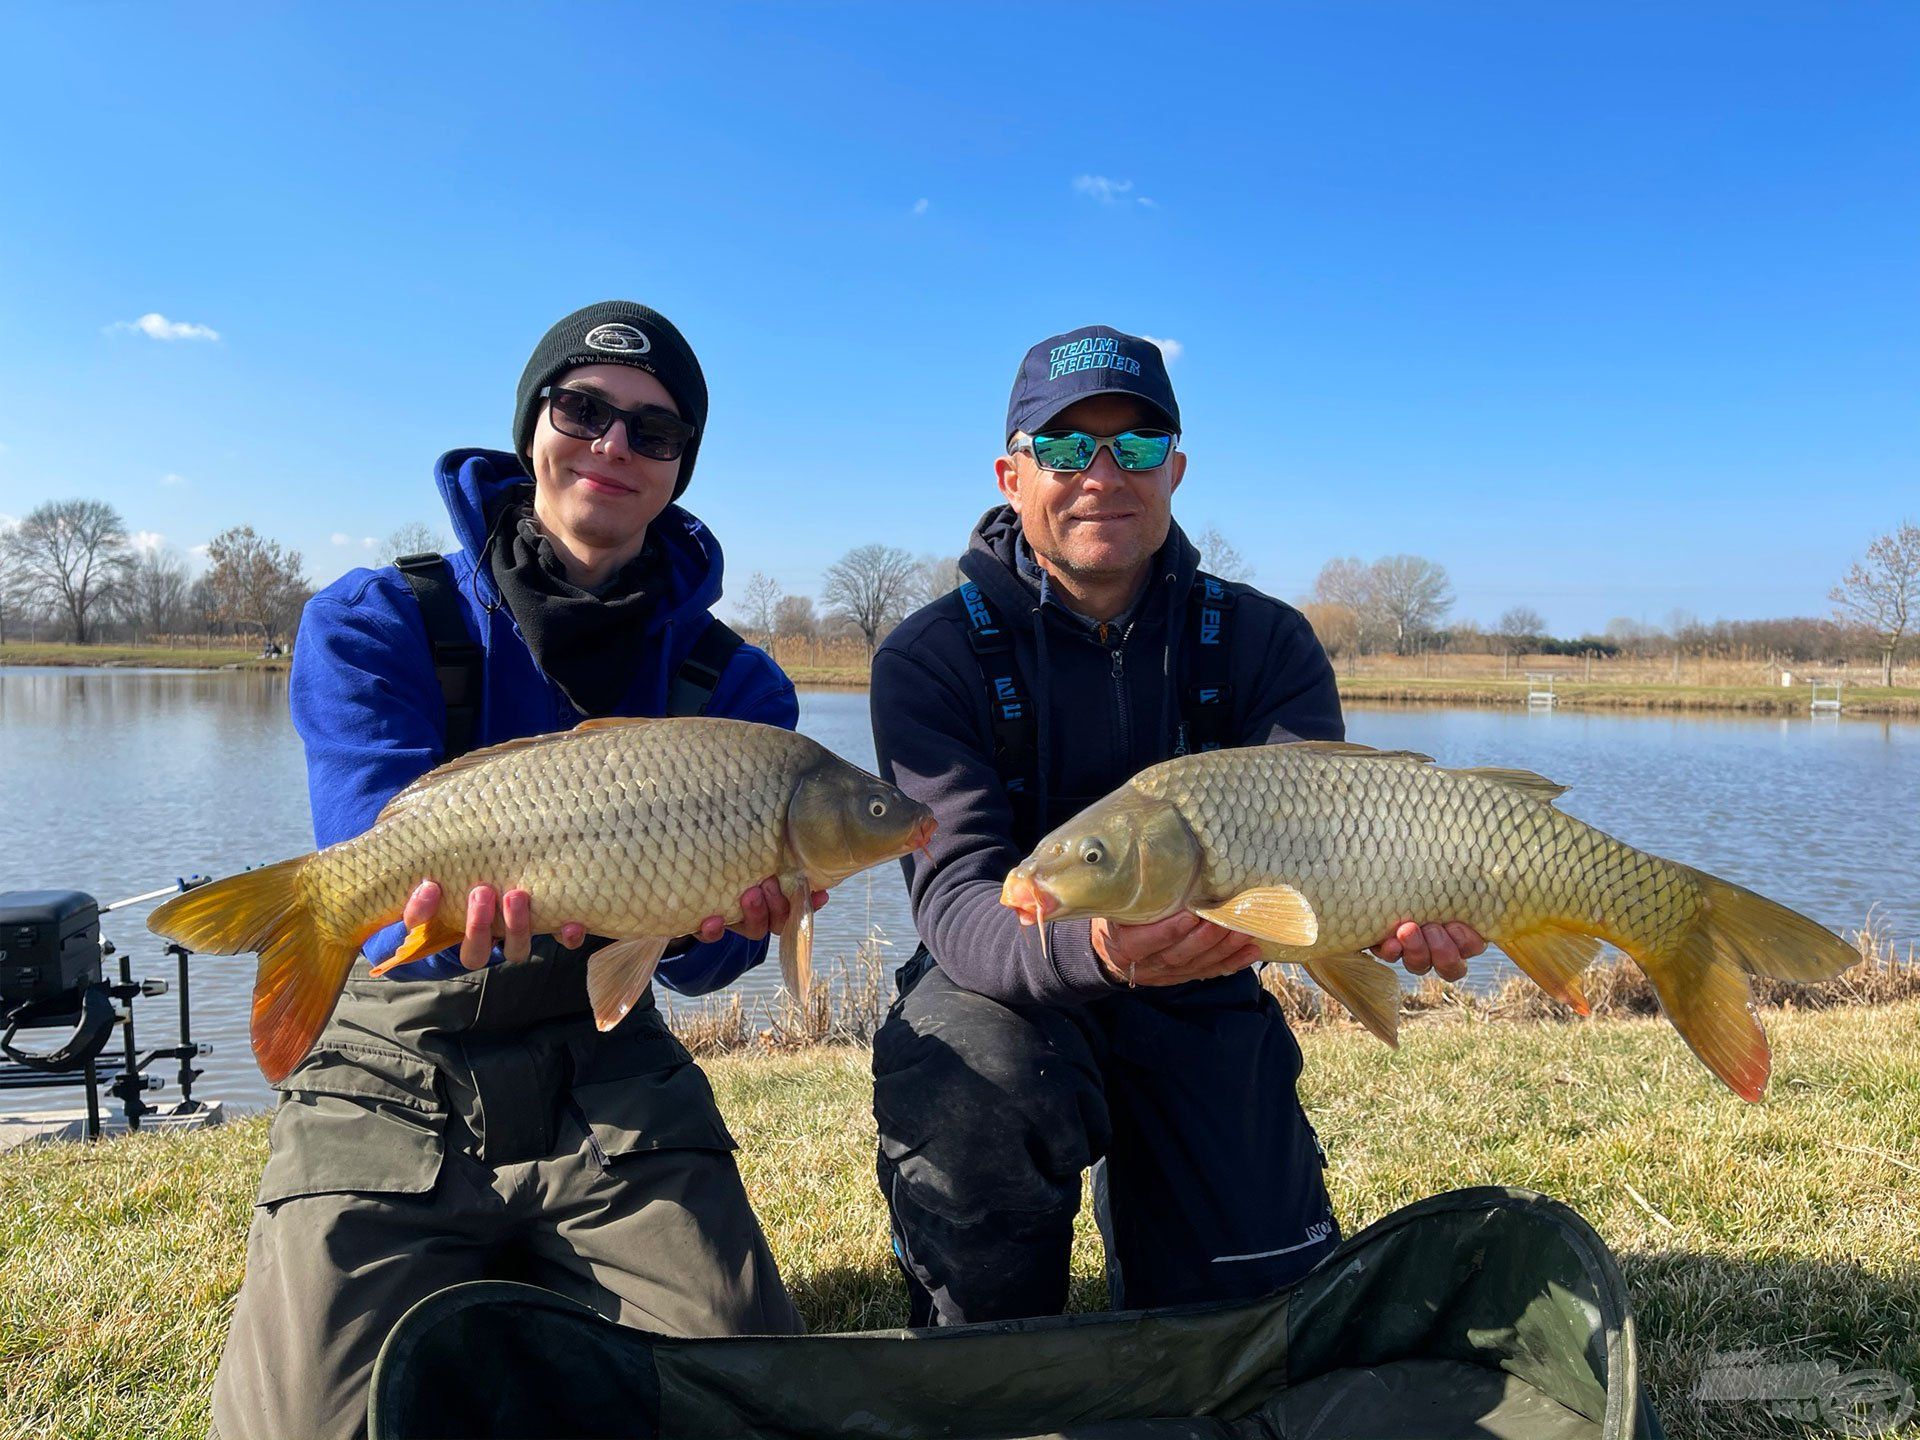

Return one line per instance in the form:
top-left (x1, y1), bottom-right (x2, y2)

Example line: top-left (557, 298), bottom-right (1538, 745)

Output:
top-left (1082, 843), bottom-right (1105, 866)
top-left (868, 797), bottom-right (888, 818)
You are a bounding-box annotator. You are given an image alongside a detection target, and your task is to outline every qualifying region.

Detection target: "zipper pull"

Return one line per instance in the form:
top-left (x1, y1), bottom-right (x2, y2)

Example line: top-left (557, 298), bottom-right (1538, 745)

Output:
top-left (1111, 647), bottom-right (1124, 678)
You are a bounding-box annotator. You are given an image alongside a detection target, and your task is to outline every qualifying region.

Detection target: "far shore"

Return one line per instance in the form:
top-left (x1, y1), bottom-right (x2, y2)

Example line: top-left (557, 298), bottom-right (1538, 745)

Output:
top-left (8, 641), bottom-right (1917, 716)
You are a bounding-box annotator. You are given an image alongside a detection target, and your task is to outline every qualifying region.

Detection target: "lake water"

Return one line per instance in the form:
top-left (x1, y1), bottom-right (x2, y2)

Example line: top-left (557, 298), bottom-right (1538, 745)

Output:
top-left (2, 665), bottom-right (1914, 1112)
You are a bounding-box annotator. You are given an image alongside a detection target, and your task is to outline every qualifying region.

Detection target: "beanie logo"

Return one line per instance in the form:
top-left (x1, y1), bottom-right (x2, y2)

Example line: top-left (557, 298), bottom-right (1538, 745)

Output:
top-left (584, 322), bottom-right (651, 355)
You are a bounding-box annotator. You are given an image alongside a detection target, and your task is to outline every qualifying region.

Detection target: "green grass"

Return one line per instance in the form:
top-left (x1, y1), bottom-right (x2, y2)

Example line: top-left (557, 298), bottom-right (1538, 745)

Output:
top-left (3, 1002), bottom-right (1915, 1438)
top-left (0, 641), bottom-right (286, 670)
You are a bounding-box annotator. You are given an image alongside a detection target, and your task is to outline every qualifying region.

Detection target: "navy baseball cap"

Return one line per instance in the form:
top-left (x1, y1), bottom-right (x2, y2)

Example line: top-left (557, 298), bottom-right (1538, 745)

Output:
top-left (1005, 325), bottom-right (1181, 443)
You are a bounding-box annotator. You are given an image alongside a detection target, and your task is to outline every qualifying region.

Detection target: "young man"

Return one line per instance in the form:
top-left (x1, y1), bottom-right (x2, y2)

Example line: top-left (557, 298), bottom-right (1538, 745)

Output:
top-left (211, 302), bottom-right (813, 1440)
top-left (870, 325), bottom-right (1485, 1325)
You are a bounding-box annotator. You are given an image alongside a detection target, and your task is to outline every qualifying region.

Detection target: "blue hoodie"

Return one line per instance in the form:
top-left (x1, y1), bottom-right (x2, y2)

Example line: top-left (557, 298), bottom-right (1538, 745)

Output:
top-left (289, 448), bottom-right (797, 993)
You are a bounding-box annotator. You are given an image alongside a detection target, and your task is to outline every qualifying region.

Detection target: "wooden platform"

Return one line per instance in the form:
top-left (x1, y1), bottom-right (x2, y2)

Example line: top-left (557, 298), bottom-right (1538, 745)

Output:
top-left (0, 1100), bottom-right (227, 1152)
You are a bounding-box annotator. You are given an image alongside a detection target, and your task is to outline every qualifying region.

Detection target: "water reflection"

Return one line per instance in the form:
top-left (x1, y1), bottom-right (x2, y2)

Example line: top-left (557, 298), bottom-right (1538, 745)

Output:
top-left (1, 667), bottom-right (1913, 1112)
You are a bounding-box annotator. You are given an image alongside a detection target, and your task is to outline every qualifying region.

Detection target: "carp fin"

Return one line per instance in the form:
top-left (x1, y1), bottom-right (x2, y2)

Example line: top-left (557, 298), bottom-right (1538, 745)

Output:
top-left (1641, 938), bottom-right (1770, 1103)
top-left (1286, 741), bottom-right (1437, 765)
top-left (1458, 766), bottom-right (1569, 804)
top-left (1195, 885), bottom-right (1319, 947)
top-left (586, 936), bottom-right (672, 1032)
top-left (1301, 953), bottom-right (1402, 1048)
top-left (571, 716), bottom-right (665, 733)
top-left (1499, 924), bottom-right (1601, 1015)
top-left (147, 857), bottom-right (357, 1086)
top-left (778, 891), bottom-right (814, 999)
top-left (367, 912), bottom-right (466, 977)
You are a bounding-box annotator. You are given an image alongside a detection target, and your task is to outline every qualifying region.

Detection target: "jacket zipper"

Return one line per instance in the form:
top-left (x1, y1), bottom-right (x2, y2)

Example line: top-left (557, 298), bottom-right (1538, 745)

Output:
top-left (1110, 621), bottom-right (1135, 761)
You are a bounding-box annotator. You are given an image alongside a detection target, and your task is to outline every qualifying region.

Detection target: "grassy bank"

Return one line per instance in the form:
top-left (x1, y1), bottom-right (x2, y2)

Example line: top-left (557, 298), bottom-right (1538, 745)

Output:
top-left (1337, 673), bottom-right (1920, 716)
top-left (0, 641), bottom-right (286, 671)
top-left (3, 988), bottom-right (1915, 1439)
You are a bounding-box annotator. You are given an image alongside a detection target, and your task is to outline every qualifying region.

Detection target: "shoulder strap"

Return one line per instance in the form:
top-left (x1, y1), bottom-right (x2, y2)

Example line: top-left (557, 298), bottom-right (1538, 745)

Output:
top-left (955, 581), bottom-right (1039, 829)
top-left (666, 618), bottom-right (745, 717)
top-left (394, 552), bottom-right (484, 761)
top-left (1176, 571), bottom-right (1236, 756)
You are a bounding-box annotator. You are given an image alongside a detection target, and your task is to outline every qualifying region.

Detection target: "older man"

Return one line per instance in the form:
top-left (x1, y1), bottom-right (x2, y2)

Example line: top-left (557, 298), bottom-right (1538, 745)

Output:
top-left (870, 325), bottom-right (1484, 1326)
top-left (212, 302), bottom-right (813, 1440)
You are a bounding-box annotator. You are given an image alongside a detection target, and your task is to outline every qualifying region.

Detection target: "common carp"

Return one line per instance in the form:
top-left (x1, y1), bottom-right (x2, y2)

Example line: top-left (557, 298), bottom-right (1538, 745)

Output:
top-left (150, 717), bottom-right (935, 1083)
top-left (1000, 741), bottom-right (1857, 1100)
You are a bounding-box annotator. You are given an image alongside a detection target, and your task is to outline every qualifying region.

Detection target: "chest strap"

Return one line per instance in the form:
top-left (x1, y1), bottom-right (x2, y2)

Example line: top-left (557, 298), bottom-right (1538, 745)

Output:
top-left (396, 553), bottom-right (746, 762)
top-left (957, 573), bottom-right (1236, 819)
top-left (1174, 573), bottom-right (1236, 757)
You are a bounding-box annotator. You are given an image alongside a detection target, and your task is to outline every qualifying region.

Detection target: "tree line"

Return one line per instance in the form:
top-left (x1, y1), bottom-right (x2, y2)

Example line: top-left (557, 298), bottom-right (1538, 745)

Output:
top-left (739, 522), bottom-right (1919, 685)
top-left (0, 500), bottom-right (442, 651)
top-left (4, 497), bottom-right (1913, 684)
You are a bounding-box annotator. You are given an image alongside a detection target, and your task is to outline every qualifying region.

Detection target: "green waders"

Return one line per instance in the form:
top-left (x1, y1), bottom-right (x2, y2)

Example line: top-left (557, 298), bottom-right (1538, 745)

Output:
top-left (208, 950), bottom-right (801, 1440)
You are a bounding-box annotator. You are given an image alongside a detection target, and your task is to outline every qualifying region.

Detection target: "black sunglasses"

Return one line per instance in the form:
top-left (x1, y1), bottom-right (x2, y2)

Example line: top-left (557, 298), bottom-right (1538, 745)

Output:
top-left (541, 386), bottom-right (695, 461)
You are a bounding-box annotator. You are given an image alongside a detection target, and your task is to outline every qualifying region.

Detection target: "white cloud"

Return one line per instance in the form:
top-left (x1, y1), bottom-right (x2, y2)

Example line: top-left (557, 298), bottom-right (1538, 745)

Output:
top-left (1136, 195), bottom-right (1157, 208)
top-left (131, 530), bottom-right (166, 554)
top-left (1140, 335), bottom-right (1184, 363)
top-left (330, 532), bottom-right (352, 546)
top-left (911, 197), bottom-right (930, 216)
top-left (189, 542), bottom-right (210, 558)
top-left (1073, 174), bottom-right (1133, 204)
top-left (160, 472), bottom-right (187, 487)
top-left (111, 312), bottom-right (221, 342)
top-left (361, 537), bottom-right (377, 550)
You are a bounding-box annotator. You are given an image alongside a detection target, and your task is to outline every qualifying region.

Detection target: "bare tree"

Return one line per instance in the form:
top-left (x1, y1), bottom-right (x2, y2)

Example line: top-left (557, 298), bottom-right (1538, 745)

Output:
top-left (773, 593), bottom-right (818, 642)
top-left (1297, 600), bottom-right (1359, 659)
top-left (205, 526), bottom-right (311, 649)
top-left (1496, 606), bottom-right (1545, 655)
top-left (1193, 526), bottom-right (1253, 583)
top-left (379, 521), bottom-right (452, 564)
top-left (1831, 520), bottom-right (1920, 686)
top-left (1369, 555), bottom-right (1453, 652)
top-left (1, 499), bottom-right (132, 643)
top-left (905, 553), bottom-right (963, 612)
top-left (736, 570), bottom-right (783, 645)
top-left (0, 517), bottom-right (20, 643)
top-left (822, 544), bottom-right (916, 655)
top-left (119, 546), bottom-right (193, 641)
top-left (1312, 557), bottom-right (1377, 654)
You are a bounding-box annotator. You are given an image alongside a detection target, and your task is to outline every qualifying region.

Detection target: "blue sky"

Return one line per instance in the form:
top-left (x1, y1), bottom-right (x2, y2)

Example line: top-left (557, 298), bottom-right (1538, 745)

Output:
top-left (0, 3), bottom-right (1913, 635)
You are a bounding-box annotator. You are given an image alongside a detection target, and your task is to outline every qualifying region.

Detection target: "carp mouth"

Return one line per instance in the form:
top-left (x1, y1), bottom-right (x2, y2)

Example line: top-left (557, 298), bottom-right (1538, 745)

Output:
top-left (1000, 870), bottom-right (1059, 925)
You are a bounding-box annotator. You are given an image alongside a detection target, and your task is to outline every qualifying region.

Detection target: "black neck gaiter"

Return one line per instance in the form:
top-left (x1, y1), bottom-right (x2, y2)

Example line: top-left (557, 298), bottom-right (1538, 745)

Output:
top-left (488, 503), bottom-right (667, 717)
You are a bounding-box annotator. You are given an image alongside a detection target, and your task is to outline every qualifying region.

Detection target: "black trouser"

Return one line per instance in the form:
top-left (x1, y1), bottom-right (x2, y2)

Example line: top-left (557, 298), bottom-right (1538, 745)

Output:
top-left (872, 954), bottom-right (1338, 1326)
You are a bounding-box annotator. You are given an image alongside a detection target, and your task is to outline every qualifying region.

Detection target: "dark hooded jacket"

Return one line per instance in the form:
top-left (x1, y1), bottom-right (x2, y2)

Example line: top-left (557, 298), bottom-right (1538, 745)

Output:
top-left (871, 507), bottom-right (1343, 1007)
top-left (290, 448), bottom-right (796, 993)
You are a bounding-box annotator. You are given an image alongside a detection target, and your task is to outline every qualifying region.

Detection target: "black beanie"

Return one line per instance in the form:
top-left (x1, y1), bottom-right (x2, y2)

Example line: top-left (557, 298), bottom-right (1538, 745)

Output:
top-left (513, 301), bottom-right (710, 499)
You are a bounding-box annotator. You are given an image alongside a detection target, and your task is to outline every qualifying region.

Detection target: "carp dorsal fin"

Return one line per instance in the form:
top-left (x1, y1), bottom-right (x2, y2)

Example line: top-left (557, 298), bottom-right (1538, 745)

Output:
top-left (572, 716), bottom-right (666, 733)
top-left (1457, 766), bottom-right (1569, 804)
top-left (1288, 741), bottom-right (1438, 765)
top-left (375, 724), bottom-right (625, 823)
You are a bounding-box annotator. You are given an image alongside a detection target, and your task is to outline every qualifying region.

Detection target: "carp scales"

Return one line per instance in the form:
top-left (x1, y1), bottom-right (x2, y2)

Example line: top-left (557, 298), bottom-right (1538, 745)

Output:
top-left (150, 717), bottom-right (935, 1083)
top-left (1001, 741), bottom-right (1857, 1101)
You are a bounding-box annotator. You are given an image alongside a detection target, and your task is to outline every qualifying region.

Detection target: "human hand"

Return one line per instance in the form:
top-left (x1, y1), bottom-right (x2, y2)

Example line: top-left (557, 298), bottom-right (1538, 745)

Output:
top-left (403, 881), bottom-right (588, 969)
top-left (692, 877), bottom-right (831, 945)
top-left (1090, 912), bottom-right (1264, 988)
top-left (1369, 921), bottom-right (1486, 982)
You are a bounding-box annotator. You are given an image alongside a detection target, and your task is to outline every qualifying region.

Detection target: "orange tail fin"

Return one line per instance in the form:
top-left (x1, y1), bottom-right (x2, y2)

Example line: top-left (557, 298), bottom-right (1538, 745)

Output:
top-left (1638, 868), bottom-right (1860, 1102)
top-left (148, 858), bottom-right (358, 1084)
